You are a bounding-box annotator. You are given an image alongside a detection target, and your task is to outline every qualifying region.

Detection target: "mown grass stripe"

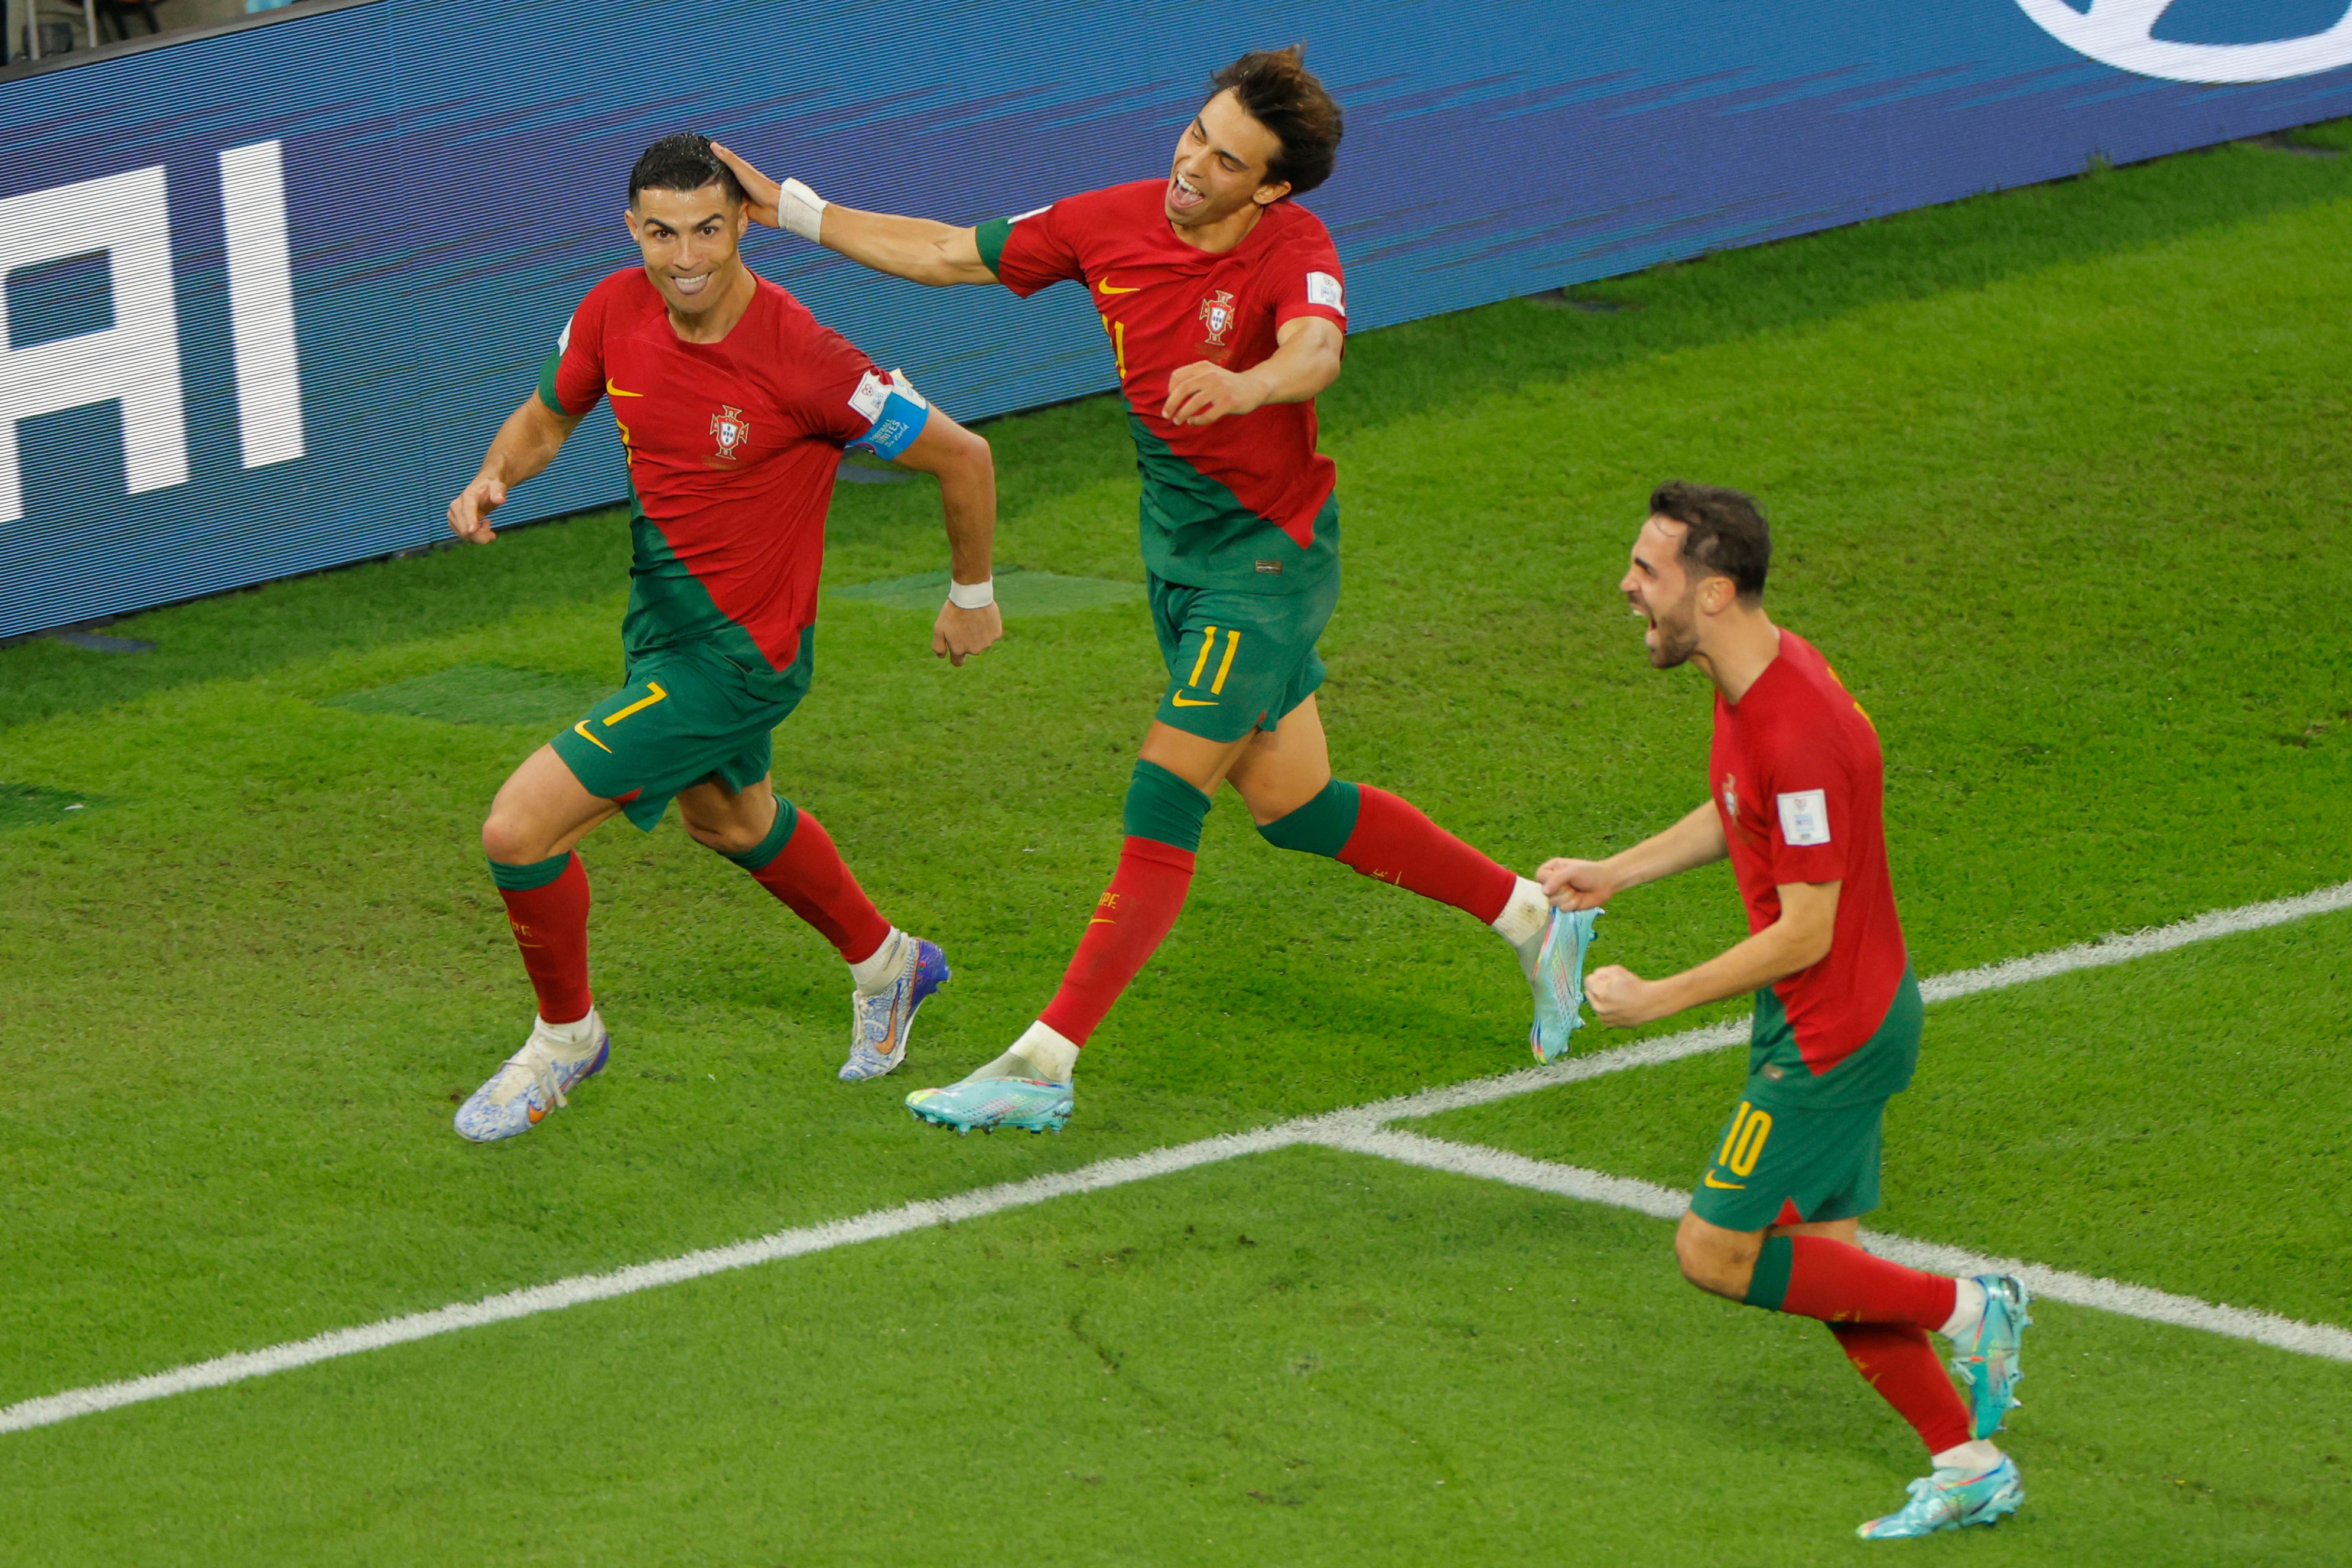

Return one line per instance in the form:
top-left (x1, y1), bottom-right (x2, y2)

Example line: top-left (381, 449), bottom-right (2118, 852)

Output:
top-left (1318, 1128), bottom-right (2352, 1364)
top-left (4, 881), bottom-right (2346, 1437)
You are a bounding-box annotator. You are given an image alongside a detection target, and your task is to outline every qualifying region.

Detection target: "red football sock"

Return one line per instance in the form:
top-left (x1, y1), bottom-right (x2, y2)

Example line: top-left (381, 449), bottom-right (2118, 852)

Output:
top-left (1336, 785), bottom-right (1515, 923)
top-left (745, 809), bottom-right (892, 964)
top-left (1784, 1236), bottom-right (1959, 1328)
top-left (1038, 837), bottom-right (1196, 1046)
top-left (1829, 1322), bottom-right (1974, 1455)
top-left (498, 851), bottom-right (593, 1025)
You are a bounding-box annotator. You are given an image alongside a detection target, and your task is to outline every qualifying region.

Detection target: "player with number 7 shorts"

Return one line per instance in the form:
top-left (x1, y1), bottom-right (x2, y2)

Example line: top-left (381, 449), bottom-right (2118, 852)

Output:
top-left (1538, 483), bottom-right (2032, 1540)
top-left (716, 47), bottom-right (1598, 1136)
top-left (440, 134), bottom-right (1003, 1142)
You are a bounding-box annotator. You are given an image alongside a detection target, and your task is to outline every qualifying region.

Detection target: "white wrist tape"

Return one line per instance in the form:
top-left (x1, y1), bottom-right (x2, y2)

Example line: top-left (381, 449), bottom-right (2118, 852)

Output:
top-left (947, 578), bottom-right (995, 610)
top-left (778, 177), bottom-right (828, 242)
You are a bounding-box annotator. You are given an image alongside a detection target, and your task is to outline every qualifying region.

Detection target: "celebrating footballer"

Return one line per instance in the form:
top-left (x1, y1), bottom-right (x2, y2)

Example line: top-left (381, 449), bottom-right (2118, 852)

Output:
top-left (1538, 482), bottom-right (2033, 1539)
top-left (442, 135), bottom-right (1001, 1141)
top-left (717, 47), bottom-right (1594, 1135)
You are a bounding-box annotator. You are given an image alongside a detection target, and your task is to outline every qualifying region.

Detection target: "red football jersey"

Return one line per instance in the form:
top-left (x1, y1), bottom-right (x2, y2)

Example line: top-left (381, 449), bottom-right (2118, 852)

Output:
top-left (539, 268), bottom-right (887, 682)
top-left (1709, 630), bottom-right (1908, 1080)
top-left (977, 181), bottom-right (1347, 593)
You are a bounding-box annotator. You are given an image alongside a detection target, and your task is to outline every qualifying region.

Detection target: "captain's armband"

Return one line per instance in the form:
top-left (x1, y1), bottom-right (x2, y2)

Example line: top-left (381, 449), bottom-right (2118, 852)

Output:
top-left (847, 369), bottom-right (932, 461)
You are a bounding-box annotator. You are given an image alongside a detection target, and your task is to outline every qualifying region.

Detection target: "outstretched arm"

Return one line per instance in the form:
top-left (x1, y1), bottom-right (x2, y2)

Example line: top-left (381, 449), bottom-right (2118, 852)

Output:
top-left (886, 406), bottom-right (1003, 666)
top-left (448, 396), bottom-right (583, 543)
top-left (1539, 800), bottom-right (1725, 912)
top-left (713, 144), bottom-right (997, 287)
top-left (1162, 315), bottom-right (1344, 427)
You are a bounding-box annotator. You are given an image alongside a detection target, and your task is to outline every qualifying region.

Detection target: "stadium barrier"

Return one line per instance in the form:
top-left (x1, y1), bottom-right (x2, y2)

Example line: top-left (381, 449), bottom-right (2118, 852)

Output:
top-left (4, 1), bottom-right (2351, 639)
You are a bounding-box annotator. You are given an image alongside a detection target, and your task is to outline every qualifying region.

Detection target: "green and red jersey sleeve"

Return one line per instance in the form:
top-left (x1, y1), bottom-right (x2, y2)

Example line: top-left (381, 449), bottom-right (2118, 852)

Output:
top-left (540, 276), bottom-right (619, 418)
top-left (975, 199), bottom-right (1086, 297)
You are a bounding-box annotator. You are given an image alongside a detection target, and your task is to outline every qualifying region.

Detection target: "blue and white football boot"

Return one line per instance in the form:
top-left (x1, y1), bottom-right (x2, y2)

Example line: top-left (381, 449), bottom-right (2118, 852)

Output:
top-left (1856, 1455), bottom-right (2024, 1540)
top-left (839, 936), bottom-right (950, 1082)
top-left (1529, 905), bottom-right (1602, 1063)
top-left (905, 1076), bottom-right (1074, 1135)
top-left (454, 1010), bottom-right (611, 1142)
top-left (1952, 1274), bottom-right (2033, 1438)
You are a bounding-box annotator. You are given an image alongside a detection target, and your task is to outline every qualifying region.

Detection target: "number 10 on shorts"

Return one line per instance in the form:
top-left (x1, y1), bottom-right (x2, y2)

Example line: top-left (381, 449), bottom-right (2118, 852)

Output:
top-left (1716, 1100), bottom-right (1773, 1179)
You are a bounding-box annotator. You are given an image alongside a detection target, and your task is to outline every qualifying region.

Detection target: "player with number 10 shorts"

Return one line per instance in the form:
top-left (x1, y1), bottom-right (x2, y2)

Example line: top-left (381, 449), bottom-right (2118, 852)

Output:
top-left (1540, 483), bottom-right (2034, 1540)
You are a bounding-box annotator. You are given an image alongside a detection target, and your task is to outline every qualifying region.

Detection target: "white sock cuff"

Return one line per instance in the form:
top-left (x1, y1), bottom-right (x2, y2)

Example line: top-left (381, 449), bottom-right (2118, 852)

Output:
top-left (849, 928), bottom-right (907, 994)
top-left (1938, 1276), bottom-right (1987, 1341)
top-left (1930, 1439), bottom-right (2002, 1476)
top-left (534, 1008), bottom-right (600, 1045)
top-left (1012, 1020), bottom-right (1080, 1083)
top-left (1491, 876), bottom-right (1550, 948)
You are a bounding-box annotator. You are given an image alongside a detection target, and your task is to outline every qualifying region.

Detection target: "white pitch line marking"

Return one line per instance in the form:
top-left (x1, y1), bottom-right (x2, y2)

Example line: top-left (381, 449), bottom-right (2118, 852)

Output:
top-left (1315, 1127), bottom-right (2352, 1364)
top-left (0, 1126), bottom-right (1305, 1436)
top-left (4, 881), bottom-right (2347, 1436)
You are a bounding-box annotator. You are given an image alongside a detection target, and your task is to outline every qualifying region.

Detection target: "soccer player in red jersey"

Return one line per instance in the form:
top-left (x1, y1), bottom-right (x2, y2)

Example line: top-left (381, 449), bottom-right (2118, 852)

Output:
top-left (1539, 484), bottom-right (2034, 1539)
top-left (714, 48), bottom-right (1589, 1134)
top-left (440, 135), bottom-right (1003, 1141)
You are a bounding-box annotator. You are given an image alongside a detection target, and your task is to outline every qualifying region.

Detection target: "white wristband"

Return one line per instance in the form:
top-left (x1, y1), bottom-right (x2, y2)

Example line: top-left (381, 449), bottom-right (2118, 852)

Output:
top-left (777, 177), bottom-right (828, 242)
top-left (947, 577), bottom-right (995, 610)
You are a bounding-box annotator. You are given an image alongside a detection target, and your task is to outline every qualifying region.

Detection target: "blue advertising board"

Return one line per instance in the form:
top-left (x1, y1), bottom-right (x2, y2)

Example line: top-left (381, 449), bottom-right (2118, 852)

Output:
top-left (4, 1), bottom-right (2350, 639)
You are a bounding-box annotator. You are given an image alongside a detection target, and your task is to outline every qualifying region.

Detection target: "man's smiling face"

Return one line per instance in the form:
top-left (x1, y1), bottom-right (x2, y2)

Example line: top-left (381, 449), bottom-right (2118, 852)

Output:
top-left (625, 184), bottom-right (750, 318)
top-left (1622, 515), bottom-right (1706, 669)
top-left (1165, 87), bottom-right (1289, 230)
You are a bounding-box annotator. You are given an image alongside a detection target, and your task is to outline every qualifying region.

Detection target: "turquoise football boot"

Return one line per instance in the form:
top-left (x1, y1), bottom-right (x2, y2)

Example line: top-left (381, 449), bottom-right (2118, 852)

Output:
top-left (906, 1076), bottom-right (1073, 1135)
top-left (1951, 1274), bottom-right (2032, 1438)
top-left (1856, 1455), bottom-right (2024, 1539)
top-left (1528, 906), bottom-right (1602, 1063)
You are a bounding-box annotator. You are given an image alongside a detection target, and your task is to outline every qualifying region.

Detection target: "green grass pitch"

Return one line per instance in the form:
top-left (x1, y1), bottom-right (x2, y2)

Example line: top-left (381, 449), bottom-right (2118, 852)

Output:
top-left (4, 125), bottom-right (2351, 1562)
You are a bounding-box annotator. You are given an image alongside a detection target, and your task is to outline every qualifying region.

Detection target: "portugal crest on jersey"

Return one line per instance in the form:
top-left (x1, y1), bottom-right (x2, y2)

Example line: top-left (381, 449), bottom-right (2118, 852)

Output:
top-left (710, 405), bottom-right (750, 461)
top-left (1198, 289), bottom-right (1236, 346)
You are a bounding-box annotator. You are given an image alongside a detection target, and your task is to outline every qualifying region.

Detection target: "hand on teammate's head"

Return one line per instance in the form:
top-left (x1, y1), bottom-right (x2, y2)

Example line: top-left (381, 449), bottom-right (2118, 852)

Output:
top-left (710, 145), bottom-right (780, 227)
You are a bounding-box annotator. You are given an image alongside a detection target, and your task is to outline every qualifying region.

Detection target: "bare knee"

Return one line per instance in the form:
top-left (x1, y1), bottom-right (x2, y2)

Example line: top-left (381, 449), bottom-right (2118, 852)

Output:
top-left (1674, 1214), bottom-right (1756, 1301)
top-left (481, 810), bottom-right (545, 866)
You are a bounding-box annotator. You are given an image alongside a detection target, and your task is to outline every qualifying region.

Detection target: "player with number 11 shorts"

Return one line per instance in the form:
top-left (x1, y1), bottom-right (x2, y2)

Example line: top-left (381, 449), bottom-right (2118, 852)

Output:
top-left (719, 47), bottom-right (1597, 1134)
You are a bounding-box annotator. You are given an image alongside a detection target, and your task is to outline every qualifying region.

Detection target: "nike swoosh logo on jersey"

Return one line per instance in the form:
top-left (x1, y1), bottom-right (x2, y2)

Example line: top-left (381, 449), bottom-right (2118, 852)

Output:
top-left (1169, 694), bottom-right (1218, 707)
top-left (607, 380), bottom-right (645, 398)
top-left (1702, 1173), bottom-right (1746, 1189)
top-left (1097, 278), bottom-right (1142, 295)
top-left (571, 720), bottom-right (614, 754)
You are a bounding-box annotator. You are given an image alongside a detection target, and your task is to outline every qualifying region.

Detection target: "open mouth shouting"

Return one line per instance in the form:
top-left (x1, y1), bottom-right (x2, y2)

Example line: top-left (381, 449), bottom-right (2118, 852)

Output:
top-left (669, 269), bottom-right (714, 298)
top-left (1167, 171), bottom-right (1207, 214)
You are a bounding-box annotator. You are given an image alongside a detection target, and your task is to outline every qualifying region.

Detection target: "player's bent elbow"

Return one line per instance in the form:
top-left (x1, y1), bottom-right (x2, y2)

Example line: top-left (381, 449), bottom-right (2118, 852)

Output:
top-left (938, 424), bottom-right (993, 480)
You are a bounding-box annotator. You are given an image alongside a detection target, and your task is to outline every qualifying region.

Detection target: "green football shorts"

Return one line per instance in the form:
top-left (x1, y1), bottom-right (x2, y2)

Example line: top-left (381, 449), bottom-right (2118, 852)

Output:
top-left (549, 631), bottom-right (813, 831)
top-left (1689, 1091), bottom-right (1889, 1232)
top-left (1147, 567), bottom-right (1339, 743)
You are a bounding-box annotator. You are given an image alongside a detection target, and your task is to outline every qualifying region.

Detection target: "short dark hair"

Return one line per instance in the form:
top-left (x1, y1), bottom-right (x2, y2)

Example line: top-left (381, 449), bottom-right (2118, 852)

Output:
top-left (627, 133), bottom-right (744, 208)
top-left (1209, 45), bottom-right (1344, 197)
top-left (1650, 481), bottom-right (1771, 601)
